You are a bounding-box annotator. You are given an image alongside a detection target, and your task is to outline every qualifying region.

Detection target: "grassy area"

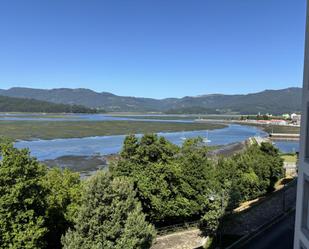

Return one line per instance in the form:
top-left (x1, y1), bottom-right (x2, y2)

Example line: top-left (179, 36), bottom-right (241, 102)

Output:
top-left (263, 125), bottom-right (300, 134)
top-left (0, 120), bottom-right (226, 140)
top-left (281, 154), bottom-right (297, 163)
top-left (236, 122), bottom-right (300, 135)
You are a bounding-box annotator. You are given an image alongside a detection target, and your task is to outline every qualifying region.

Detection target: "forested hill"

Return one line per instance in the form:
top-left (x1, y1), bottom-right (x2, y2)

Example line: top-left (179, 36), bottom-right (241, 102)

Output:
top-left (0, 95), bottom-right (100, 113)
top-left (0, 87), bottom-right (302, 114)
top-left (164, 87), bottom-right (302, 115)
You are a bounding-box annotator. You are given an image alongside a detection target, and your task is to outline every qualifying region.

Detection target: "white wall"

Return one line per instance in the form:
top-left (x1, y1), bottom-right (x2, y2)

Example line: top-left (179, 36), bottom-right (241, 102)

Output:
top-left (294, 1), bottom-right (309, 248)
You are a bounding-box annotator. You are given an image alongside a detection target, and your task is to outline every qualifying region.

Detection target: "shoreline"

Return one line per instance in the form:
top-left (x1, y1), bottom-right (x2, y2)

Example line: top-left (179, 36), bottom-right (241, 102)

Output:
top-left (41, 142), bottom-right (244, 174)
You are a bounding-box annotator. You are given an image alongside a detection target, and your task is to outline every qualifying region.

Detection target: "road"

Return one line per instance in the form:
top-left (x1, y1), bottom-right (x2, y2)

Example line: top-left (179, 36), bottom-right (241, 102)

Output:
top-left (238, 211), bottom-right (295, 249)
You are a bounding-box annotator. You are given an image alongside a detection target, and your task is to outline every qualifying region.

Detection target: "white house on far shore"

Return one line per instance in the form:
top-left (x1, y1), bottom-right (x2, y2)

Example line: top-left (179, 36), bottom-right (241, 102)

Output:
top-left (291, 113), bottom-right (302, 126)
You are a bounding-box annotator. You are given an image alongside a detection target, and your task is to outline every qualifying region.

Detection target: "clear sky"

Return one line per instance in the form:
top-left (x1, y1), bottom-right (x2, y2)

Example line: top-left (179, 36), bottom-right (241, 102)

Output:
top-left (0, 0), bottom-right (306, 99)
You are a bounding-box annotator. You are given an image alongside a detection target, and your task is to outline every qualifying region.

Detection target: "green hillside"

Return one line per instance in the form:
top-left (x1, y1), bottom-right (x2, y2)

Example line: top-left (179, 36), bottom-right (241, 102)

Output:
top-left (0, 95), bottom-right (100, 113)
top-left (0, 87), bottom-right (302, 114)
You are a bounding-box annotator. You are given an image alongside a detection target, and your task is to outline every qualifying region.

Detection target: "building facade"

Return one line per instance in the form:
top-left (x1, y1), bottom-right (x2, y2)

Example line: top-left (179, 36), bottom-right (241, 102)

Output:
top-left (294, 2), bottom-right (309, 248)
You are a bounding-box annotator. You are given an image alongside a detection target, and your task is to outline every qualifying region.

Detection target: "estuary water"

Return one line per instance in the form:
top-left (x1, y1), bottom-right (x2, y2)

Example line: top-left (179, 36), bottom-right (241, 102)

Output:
top-left (14, 124), bottom-right (298, 161)
top-left (0, 113), bottom-right (193, 123)
top-left (272, 140), bottom-right (300, 154)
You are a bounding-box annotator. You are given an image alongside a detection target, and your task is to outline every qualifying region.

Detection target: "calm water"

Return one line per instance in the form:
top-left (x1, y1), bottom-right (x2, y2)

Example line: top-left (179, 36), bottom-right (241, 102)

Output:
top-left (0, 113), bottom-right (193, 123)
top-left (272, 140), bottom-right (300, 154)
top-left (14, 124), bottom-right (285, 161)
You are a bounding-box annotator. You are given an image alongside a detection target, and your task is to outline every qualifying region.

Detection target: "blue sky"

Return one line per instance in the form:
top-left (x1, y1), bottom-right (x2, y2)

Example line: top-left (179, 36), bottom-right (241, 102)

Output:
top-left (0, 0), bottom-right (306, 98)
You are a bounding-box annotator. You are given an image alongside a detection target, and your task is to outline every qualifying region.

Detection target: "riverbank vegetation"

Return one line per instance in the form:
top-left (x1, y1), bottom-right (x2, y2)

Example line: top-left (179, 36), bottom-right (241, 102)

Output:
top-left (0, 120), bottom-right (226, 140)
top-left (0, 134), bottom-right (283, 248)
top-left (263, 125), bottom-right (300, 134)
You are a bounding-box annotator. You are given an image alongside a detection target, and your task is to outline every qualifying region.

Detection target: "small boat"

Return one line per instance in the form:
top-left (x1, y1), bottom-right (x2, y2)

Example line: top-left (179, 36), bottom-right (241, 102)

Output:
top-left (203, 131), bottom-right (211, 143)
top-left (203, 138), bottom-right (211, 143)
top-left (180, 131), bottom-right (187, 141)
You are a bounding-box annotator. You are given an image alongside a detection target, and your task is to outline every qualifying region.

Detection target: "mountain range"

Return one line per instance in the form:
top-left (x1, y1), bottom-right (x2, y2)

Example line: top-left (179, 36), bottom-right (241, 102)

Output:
top-left (0, 95), bottom-right (99, 113)
top-left (0, 87), bottom-right (302, 114)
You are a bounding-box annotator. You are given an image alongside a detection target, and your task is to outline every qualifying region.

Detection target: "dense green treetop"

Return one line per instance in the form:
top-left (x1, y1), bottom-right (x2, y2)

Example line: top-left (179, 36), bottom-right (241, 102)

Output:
top-left (0, 142), bottom-right (48, 249)
top-left (113, 135), bottom-right (220, 225)
top-left (112, 134), bottom-right (284, 229)
top-left (42, 168), bottom-right (81, 249)
top-left (0, 141), bottom-right (82, 249)
top-left (62, 171), bottom-right (155, 249)
top-left (0, 134), bottom-right (285, 248)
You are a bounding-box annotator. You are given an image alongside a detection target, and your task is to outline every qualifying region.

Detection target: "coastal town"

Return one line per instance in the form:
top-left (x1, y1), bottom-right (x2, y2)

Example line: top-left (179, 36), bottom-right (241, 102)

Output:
top-left (240, 113), bottom-right (301, 126)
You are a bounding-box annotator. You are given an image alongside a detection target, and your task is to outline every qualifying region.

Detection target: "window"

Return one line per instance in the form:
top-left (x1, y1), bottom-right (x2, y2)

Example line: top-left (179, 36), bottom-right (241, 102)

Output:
top-left (306, 104), bottom-right (309, 160)
top-left (302, 175), bottom-right (309, 239)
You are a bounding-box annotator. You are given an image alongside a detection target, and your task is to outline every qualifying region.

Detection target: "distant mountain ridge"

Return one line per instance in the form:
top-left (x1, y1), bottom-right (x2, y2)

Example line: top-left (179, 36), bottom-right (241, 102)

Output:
top-left (0, 87), bottom-right (302, 114)
top-left (0, 95), bottom-right (99, 113)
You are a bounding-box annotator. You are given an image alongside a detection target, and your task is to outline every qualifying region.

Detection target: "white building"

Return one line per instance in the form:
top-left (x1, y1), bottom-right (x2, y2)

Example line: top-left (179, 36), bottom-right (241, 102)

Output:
top-left (292, 113), bottom-right (302, 126)
top-left (294, 2), bottom-right (309, 248)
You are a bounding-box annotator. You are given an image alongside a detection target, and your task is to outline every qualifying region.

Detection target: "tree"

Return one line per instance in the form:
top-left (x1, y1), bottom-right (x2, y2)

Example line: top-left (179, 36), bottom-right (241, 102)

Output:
top-left (178, 138), bottom-right (218, 216)
top-left (130, 161), bottom-right (189, 224)
top-left (0, 142), bottom-right (48, 249)
top-left (121, 134), bottom-right (139, 160)
top-left (114, 136), bottom-right (223, 225)
top-left (42, 168), bottom-right (81, 249)
top-left (216, 143), bottom-right (284, 206)
top-left (200, 205), bottom-right (222, 236)
top-left (114, 134), bottom-right (284, 230)
top-left (260, 142), bottom-right (279, 157)
top-left (62, 171), bottom-right (155, 249)
top-left (259, 142), bottom-right (284, 191)
top-left (120, 134), bottom-right (178, 165)
top-left (0, 140), bottom-right (83, 248)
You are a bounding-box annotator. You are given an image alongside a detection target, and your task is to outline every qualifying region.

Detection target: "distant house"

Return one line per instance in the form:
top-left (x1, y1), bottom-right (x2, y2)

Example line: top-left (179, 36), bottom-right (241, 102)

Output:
top-left (291, 113), bottom-right (298, 119)
top-left (291, 113), bottom-right (301, 125)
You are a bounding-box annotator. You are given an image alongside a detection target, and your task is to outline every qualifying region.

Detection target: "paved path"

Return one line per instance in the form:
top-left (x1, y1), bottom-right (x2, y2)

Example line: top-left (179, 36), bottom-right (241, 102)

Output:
top-left (151, 228), bottom-right (206, 249)
top-left (239, 211), bottom-right (295, 249)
